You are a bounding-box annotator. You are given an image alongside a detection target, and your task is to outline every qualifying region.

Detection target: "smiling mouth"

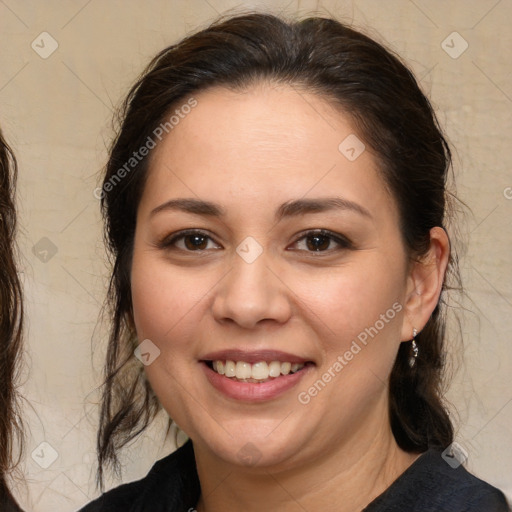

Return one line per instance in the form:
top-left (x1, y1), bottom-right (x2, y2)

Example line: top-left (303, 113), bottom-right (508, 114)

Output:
top-left (203, 359), bottom-right (314, 383)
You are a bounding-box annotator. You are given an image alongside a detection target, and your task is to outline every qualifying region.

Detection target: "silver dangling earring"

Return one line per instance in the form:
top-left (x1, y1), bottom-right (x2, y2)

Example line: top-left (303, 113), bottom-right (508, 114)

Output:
top-left (409, 328), bottom-right (419, 367)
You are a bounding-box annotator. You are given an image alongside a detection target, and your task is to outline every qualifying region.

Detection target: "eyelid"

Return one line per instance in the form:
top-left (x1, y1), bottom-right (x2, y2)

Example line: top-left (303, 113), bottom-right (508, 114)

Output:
top-left (157, 229), bottom-right (222, 250)
top-left (157, 228), bottom-right (353, 253)
top-left (288, 229), bottom-right (353, 252)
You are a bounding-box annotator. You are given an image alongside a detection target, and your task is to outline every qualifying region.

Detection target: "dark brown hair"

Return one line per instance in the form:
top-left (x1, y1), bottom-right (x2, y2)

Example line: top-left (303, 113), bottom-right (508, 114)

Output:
top-left (97, 13), bottom-right (457, 485)
top-left (0, 128), bottom-right (24, 509)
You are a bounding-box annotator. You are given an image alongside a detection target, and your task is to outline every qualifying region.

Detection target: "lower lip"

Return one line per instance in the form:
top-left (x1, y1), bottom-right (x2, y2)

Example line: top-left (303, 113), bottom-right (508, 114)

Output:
top-left (201, 362), bottom-right (312, 402)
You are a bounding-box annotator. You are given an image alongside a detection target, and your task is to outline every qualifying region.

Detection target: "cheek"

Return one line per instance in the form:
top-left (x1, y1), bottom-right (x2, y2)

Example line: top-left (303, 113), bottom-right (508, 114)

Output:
top-left (130, 253), bottom-right (210, 343)
top-left (130, 256), bottom-right (207, 416)
top-left (130, 249), bottom-right (227, 414)
top-left (293, 266), bottom-right (405, 417)
top-left (288, 259), bottom-right (405, 349)
top-left (131, 269), bottom-right (176, 342)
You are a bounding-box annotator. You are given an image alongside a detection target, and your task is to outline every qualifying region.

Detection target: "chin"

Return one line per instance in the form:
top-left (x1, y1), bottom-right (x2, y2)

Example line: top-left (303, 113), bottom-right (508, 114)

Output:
top-left (189, 418), bottom-right (307, 470)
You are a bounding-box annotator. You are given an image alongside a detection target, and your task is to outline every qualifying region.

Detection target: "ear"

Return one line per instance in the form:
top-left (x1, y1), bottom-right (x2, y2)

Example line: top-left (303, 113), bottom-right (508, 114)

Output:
top-left (400, 227), bottom-right (450, 341)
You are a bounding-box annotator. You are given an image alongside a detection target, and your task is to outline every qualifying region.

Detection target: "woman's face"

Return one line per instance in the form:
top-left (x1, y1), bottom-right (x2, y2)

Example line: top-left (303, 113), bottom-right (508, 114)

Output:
top-left (131, 84), bottom-right (416, 469)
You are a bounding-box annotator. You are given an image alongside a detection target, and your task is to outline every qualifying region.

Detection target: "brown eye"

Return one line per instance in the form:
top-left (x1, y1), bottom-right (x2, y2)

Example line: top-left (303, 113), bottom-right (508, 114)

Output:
top-left (183, 233), bottom-right (209, 250)
top-left (158, 229), bottom-right (221, 252)
top-left (290, 229), bottom-right (353, 253)
top-left (305, 233), bottom-right (331, 251)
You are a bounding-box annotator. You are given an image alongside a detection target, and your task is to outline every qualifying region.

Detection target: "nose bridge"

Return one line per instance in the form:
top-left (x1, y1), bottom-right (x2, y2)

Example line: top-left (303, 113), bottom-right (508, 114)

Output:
top-left (212, 240), bottom-right (290, 328)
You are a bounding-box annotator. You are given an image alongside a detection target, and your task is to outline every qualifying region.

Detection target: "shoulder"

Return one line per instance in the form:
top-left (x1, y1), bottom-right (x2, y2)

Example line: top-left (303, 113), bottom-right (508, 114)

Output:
top-left (415, 450), bottom-right (509, 510)
top-left (78, 441), bottom-right (199, 512)
top-left (0, 483), bottom-right (24, 512)
top-left (0, 495), bottom-right (24, 512)
top-left (365, 449), bottom-right (510, 512)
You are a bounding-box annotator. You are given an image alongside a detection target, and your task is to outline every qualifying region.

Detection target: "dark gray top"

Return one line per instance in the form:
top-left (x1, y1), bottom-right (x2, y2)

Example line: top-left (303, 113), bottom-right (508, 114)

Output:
top-left (79, 441), bottom-right (510, 511)
top-left (0, 483), bottom-right (24, 512)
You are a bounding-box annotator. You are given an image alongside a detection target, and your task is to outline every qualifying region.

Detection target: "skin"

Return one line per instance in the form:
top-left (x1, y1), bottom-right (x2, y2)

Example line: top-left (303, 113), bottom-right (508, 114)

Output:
top-left (130, 83), bottom-right (450, 511)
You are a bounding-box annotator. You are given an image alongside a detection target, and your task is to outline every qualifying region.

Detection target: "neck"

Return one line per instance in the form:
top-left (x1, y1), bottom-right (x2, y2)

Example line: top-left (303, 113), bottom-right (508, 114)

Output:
top-left (193, 401), bottom-right (420, 512)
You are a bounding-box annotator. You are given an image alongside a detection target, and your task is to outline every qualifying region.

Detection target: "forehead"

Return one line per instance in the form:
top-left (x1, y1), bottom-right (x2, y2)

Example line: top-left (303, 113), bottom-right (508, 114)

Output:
top-left (141, 84), bottom-right (396, 222)
top-left (165, 83), bottom-right (350, 166)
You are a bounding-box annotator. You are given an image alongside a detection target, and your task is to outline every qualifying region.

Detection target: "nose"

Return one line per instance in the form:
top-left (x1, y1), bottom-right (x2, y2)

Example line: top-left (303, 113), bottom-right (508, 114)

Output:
top-left (211, 249), bottom-right (292, 330)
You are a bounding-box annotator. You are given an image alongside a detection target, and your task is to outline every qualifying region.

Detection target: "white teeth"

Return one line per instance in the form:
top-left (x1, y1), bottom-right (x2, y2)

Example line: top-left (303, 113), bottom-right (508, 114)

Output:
top-left (268, 361), bottom-right (281, 378)
top-left (235, 361), bottom-right (252, 379)
top-left (210, 360), bottom-right (305, 380)
top-left (280, 362), bottom-right (291, 375)
top-left (225, 360), bottom-right (236, 377)
top-left (251, 362), bottom-right (269, 380)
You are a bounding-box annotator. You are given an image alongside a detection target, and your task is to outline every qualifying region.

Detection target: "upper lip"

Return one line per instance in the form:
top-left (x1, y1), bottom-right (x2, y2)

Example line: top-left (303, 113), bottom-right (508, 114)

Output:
top-left (200, 349), bottom-right (313, 365)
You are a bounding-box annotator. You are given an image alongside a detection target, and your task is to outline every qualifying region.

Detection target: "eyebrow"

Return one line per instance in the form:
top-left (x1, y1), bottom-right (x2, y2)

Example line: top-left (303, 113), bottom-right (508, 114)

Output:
top-left (150, 197), bottom-right (372, 220)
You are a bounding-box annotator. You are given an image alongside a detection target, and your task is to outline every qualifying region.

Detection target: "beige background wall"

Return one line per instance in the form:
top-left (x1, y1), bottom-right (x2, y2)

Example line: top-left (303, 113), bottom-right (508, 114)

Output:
top-left (1, 0), bottom-right (511, 510)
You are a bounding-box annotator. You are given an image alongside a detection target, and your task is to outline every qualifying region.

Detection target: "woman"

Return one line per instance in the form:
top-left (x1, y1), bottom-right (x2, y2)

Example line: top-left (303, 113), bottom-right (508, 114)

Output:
top-left (0, 128), bottom-right (24, 511)
top-left (81, 13), bottom-right (509, 511)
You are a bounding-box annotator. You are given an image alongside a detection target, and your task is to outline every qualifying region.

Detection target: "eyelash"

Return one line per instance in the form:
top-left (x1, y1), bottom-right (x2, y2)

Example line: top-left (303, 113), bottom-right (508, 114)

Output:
top-left (157, 228), bottom-right (353, 254)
